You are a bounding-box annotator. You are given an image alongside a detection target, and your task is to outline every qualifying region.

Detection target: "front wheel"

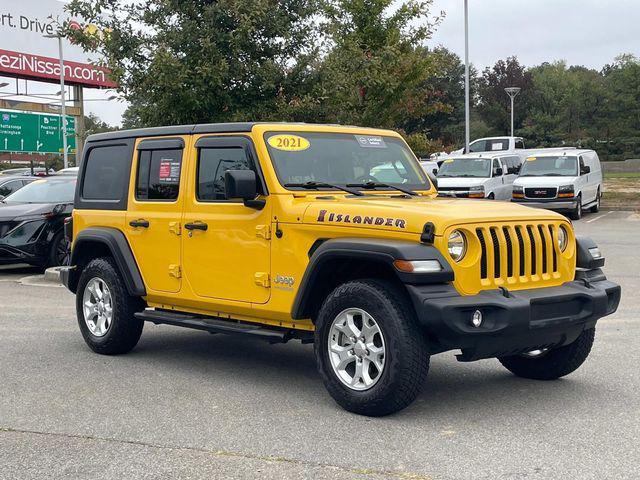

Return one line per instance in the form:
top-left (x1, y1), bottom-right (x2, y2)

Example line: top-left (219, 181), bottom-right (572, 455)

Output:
top-left (498, 328), bottom-right (595, 380)
top-left (76, 257), bottom-right (145, 355)
top-left (315, 279), bottom-right (429, 416)
top-left (569, 194), bottom-right (583, 220)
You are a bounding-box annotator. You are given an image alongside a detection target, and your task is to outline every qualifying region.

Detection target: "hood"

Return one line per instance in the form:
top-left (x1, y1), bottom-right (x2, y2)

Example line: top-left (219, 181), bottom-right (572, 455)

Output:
top-left (436, 177), bottom-right (487, 188)
top-left (514, 176), bottom-right (578, 188)
top-left (301, 194), bottom-right (564, 235)
top-left (0, 202), bottom-right (65, 222)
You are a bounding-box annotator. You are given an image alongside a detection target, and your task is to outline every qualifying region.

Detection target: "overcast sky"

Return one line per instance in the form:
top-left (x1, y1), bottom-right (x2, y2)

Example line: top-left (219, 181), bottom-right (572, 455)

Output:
top-left (14, 0), bottom-right (638, 127)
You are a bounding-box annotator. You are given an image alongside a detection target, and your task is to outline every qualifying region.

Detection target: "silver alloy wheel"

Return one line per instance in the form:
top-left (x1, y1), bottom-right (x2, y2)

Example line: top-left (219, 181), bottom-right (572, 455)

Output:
top-left (82, 277), bottom-right (113, 337)
top-left (328, 308), bottom-right (386, 391)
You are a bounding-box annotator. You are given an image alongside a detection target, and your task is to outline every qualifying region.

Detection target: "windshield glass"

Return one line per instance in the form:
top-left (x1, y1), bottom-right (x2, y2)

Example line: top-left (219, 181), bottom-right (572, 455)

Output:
top-left (469, 138), bottom-right (509, 153)
top-left (519, 156), bottom-right (578, 176)
top-left (437, 158), bottom-right (491, 178)
top-left (3, 179), bottom-right (76, 203)
top-left (264, 132), bottom-right (430, 190)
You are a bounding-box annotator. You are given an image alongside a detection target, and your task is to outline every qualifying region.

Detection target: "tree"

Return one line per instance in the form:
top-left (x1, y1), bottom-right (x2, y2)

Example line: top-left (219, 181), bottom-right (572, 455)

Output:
top-left (309, 0), bottom-right (446, 131)
top-left (477, 56), bottom-right (533, 135)
top-left (64, 0), bottom-right (319, 126)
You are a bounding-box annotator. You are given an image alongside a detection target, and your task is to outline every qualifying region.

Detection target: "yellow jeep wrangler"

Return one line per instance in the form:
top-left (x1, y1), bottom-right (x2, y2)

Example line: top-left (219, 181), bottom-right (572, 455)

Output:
top-left (62, 123), bottom-right (620, 416)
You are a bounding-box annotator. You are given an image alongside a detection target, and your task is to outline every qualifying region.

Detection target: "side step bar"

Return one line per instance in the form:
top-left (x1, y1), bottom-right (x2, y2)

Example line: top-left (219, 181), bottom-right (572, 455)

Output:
top-left (135, 309), bottom-right (313, 344)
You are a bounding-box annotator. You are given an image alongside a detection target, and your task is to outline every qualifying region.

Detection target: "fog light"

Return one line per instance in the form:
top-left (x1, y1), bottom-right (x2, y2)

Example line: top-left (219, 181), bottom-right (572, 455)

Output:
top-left (471, 310), bottom-right (483, 328)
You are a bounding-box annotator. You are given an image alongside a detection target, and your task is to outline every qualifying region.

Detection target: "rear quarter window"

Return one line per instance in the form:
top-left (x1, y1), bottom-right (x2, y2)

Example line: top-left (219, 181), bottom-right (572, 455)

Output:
top-left (76, 141), bottom-right (134, 210)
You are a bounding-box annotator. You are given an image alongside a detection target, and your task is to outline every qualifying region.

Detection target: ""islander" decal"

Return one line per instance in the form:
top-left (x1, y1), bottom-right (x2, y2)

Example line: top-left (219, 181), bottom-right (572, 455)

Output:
top-left (317, 209), bottom-right (406, 229)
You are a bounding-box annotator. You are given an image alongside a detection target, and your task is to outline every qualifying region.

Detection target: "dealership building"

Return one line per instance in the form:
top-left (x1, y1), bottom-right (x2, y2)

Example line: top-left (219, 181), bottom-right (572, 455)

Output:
top-left (0, 0), bottom-right (115, 168)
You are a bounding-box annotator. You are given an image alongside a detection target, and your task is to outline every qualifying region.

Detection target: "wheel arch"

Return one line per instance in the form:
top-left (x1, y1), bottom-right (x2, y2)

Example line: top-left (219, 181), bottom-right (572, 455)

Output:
top-left (66, 227), bottom-right (146, 296)
top-left (291, 238), bottom-right (453, 322)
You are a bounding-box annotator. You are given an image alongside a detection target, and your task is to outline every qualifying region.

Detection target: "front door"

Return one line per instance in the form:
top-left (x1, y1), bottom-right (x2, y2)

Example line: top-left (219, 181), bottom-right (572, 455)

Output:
top-left (182, 136), bottom-right (271, 304)
top-left (125, 137), bottom-right (187, 294)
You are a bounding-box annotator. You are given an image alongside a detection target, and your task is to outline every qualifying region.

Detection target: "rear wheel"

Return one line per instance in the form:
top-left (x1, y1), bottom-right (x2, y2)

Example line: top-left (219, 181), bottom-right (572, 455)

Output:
top-left (498, 328), bottom-right (595, 380)
top-left (46, 231), bottom-right (70, 268)
top-left (569, 194), bottom-right (582, 220)
top-left (487, 193), bottom-right (495, 200)
top-left (76, 257), bottom-right (145, 355)
top-left (315, 279), bottom-right (429, 416)
top-left (590, 189), bottom-right (601, 213)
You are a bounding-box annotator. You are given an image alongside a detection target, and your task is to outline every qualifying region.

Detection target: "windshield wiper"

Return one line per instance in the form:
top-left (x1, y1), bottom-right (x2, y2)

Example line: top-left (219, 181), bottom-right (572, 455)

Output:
top-left (347, 181), bottom-right (419, 196)
top-left (284, 181), bottom-right (364, 196)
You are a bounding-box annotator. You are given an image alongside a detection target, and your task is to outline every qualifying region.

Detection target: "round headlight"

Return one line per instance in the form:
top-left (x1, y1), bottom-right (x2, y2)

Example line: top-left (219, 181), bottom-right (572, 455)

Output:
top-left (448, 230), bottom-right (467, 262)
top-left (558, 226), bottom-right (568, 252)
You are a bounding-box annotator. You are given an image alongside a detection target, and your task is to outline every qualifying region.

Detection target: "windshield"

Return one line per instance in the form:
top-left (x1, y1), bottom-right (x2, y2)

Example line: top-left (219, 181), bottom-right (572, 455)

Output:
top-left (437, 158), bottom-right (491, 178)
top-left (264, 132), bottom-right (430, 190)
top-left (469, 138), bottom-right (509, 153)
top-left (3, 178), bottom-right (76, 203)
top-left (519, 156), bottom-right (578, 176)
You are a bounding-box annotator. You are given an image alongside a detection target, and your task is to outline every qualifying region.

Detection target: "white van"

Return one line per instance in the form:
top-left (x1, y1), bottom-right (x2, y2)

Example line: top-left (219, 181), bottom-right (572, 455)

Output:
top-left (511, 149), bottom-right (602, 219)
top-left (436, 153), bottom-right (522, 200)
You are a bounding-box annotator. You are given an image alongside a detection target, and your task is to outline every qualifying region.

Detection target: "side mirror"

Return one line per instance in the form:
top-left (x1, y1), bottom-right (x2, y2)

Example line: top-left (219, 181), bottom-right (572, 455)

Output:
top-left (224, 169), bottom-right (265, 209)
top-left (432, 168), bottom-right (438, 175)
top-left (494, 167), bottom-right (503, 176)
top-left (581, 165), bottom-right (591, 175)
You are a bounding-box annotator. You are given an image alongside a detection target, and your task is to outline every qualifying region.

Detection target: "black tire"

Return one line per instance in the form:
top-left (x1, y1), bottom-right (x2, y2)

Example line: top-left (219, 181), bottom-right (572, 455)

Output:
top-left (590, 189), bottom-right (601, 213)
top-left (498, 328), bottom-right (595, 380)
top-left (314, 279), bottom-right (429, 416)
top-left (569, 194), bottom-right (582, 220)
top-left (46, 230), bottom-right (70, 268)
top-left (487, 193), bottom-right (495, 200)
top-left (76, 257), bottom-right (145, 355)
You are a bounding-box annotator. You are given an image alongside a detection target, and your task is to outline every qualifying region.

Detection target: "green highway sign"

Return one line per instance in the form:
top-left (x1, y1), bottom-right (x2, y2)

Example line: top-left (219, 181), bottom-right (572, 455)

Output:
top-left (0, 110), bottom-right (76, 154)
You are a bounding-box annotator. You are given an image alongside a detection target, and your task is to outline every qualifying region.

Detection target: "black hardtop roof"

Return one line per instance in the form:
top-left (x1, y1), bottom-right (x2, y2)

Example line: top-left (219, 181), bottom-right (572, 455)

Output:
top-left (85, 121), bottom-right (371, 143)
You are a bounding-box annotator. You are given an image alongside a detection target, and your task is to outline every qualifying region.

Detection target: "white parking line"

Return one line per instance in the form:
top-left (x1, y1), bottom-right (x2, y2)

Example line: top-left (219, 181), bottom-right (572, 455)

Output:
top-left (586, 211), bottom-right (613, 223)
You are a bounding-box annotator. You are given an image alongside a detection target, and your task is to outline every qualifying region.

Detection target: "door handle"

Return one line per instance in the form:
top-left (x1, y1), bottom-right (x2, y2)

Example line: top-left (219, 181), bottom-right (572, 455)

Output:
top-left (129, 219), bottom-right (149, 228)
top-left (184, 221), bottom-right (208, 231)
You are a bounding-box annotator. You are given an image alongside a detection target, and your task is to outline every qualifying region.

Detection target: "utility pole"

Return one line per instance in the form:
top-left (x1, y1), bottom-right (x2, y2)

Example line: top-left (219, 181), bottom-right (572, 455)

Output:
top-left (464, 0), bottom-right (470, 153)
top-left (44, 34), bottom-right (69, 169)
top-left (505, 87), bottom-right (521, 137)
top-left (74, 85), bottom-right (85, 164)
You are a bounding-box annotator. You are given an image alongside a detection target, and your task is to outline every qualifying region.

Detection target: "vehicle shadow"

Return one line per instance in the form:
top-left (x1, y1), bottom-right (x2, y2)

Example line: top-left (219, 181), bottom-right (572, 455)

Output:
top-left (126, 327), bottom-right (604, 419)
top-left (0, 264), bottom-right (42, 277)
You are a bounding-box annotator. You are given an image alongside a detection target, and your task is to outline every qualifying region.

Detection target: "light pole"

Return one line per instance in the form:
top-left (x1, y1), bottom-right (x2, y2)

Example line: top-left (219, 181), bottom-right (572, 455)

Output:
top-left (43, 34), bottom-right (69, 169)
top-left (504, 86), bottom-right (521, 137)
top-left (464, 0), bottom-right (470, 153)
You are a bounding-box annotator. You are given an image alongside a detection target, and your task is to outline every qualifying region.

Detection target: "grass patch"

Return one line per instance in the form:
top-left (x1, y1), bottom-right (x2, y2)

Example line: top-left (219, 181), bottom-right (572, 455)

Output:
top-left (604, 172), bottom-right (640, 179)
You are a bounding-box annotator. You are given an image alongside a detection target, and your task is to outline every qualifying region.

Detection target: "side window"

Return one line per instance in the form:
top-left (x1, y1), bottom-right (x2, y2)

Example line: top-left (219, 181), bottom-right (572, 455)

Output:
top-left (0, 180), bottom-right (22, 197)
top-left (579, 156), bottom-right (586, 175)
top-left (493, 158), bottom-right (502, 176)
top-left (197, 147), bottom-right (252, 201)
top-left (82, 144), bottom-right (130, 200)
top-left (136, 149), bottom-right (183, 201)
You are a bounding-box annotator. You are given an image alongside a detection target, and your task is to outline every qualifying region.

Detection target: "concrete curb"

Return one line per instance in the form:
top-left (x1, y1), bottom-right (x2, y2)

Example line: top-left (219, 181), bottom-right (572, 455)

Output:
top-left (18, 267), bottom-right (65, 288)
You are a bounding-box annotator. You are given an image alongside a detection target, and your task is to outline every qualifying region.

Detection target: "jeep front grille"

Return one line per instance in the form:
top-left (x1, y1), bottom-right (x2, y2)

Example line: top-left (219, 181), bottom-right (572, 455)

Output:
top-left (476, 223), bottom-right (560, 286)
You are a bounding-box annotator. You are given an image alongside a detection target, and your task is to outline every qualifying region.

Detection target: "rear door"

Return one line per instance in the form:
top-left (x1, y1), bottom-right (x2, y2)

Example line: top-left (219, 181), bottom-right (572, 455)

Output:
top-left (125, 137), bottom-right (188, 294)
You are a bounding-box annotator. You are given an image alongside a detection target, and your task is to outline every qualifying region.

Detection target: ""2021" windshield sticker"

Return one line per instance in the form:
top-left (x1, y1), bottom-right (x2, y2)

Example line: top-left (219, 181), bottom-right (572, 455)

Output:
top-left (268, 134), bottom-right (310, 151)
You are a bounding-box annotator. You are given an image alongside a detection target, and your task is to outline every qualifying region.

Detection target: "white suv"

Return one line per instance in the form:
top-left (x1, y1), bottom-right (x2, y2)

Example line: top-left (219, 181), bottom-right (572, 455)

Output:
top-left (436, 153), bottom-right (522, 200)
top-left (511, 149), bottom-right (603, 220)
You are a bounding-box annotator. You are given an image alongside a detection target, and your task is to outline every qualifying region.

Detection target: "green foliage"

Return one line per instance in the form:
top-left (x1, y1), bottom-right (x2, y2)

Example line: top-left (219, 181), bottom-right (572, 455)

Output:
top-left (62, 1), bottom-right (640, 160)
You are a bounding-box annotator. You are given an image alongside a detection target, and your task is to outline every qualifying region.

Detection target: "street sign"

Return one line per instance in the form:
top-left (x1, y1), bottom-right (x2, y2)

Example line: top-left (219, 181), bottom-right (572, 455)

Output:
top-left (0, 110), bottom-right (75, 154)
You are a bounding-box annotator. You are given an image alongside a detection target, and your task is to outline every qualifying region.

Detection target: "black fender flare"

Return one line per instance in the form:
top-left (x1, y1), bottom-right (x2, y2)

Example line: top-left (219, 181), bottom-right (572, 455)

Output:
top-left (291, 238), bottom-right (453, 320)
top-left (66, 227), bottom-right (146, 296)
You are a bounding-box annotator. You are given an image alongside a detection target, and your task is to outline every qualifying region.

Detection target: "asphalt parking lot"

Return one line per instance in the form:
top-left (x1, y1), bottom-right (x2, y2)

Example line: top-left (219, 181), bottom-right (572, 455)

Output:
top-left (1, 210), bottom-right (638, 480)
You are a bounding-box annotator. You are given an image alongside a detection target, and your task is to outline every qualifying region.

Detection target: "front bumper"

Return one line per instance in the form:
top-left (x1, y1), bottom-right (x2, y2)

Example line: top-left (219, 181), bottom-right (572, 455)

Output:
top-left (511, 197), bottom-right (578, 211)
top-left (407, 269), bottom-right (620, 361)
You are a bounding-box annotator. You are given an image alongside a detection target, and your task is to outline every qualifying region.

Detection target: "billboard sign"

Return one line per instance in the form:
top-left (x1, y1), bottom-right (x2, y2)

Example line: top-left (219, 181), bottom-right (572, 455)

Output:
top-left (0, 109), bottom-right (76, 154)
top-left (0, 0), bottom-right (116, 88)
